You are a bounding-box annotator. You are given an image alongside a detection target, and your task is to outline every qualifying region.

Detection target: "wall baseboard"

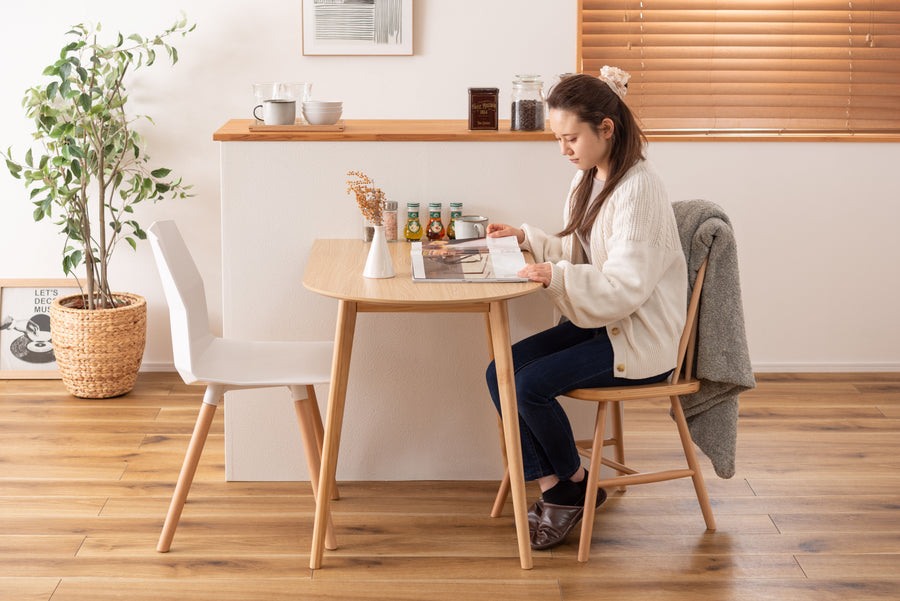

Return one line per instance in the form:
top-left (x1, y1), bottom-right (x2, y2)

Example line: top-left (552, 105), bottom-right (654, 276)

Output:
top-left (751, 362), bottom-right (900, 373)
top-left (140, 361), bottom-right (900, 374)
top-left (139, 362), bottom-right (177, 373)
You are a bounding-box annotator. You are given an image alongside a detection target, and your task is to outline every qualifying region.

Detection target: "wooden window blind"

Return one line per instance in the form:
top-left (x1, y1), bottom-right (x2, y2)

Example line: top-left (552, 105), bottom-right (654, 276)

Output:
top-left (578, 0), bottom-right (900, 135)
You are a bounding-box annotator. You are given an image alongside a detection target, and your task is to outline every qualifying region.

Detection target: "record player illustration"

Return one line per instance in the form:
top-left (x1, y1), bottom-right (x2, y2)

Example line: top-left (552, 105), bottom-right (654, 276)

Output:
top-left (1, 313), bottom-right (56, 364)
top-left (1, 281), bottom-right (78, 376)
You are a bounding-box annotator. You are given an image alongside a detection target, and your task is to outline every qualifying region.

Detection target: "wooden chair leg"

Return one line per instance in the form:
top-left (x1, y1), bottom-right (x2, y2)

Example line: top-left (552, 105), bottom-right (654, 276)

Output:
top-left (305, 385), bottom-right (339, 501)
top-left (157, 386), bottom-right (221, 552)
top-left (491, 415), bottom-right (511, 517)
top-left (578, 401), bottom-right (608, 562)
top-left (294, 394), bottom-right (338, 550)
top-left (671, 395), bottom-right (716, 531)
top-left (611, 400), bottom-right (627, 492)
top-left (485, 313), bottom-right (513, 519)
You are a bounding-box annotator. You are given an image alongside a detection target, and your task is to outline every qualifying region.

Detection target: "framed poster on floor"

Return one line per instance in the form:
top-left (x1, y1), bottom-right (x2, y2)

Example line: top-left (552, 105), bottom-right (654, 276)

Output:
top-left (0, 279), bottom-right (80, 379)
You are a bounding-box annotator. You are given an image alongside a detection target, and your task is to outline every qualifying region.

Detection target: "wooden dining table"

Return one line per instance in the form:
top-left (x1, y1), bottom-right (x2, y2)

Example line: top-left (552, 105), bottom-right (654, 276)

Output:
top-left (302, 238), bottom-right (542, 569)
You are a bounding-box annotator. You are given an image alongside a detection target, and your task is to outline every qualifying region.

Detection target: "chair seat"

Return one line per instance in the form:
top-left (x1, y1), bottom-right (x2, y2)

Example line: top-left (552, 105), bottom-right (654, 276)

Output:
top-left (565, 378), bottom-right (700, 402)
top-left (189, 339), bottom-right (334, 388)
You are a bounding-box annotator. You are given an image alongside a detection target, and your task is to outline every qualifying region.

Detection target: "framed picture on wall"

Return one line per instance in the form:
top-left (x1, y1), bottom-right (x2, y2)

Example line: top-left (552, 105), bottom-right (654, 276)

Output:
top-left (302, 0), bottom-right (414, 56)
top-left (0, 279), bottom-right (80, 379)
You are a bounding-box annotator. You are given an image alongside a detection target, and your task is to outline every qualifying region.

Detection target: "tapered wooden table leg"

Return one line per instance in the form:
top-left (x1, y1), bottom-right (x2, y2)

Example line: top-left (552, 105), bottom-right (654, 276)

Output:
top-left (310, 299), bottom-right (357, 569)
top-left (294, 395), bottom-right (337, 551)
top-left (488, 301), bottom-right (533, 570)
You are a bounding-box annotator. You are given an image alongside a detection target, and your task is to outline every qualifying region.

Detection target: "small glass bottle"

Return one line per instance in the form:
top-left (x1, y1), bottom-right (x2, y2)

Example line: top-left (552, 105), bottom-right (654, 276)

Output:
top-left (426, 202), bottom-right (445, 240)
top-left (361, 217), bottom-right (375, 242)
top-left (447, 202), bottom-right (463, 240)
top-left (383, 200), bottom-right (398, 242)
top-left (404, 202), bottom-right (424, 241)
top-left (510, 74), bottom-right (545, 131)
top-left (361, 192), bottom-right (378, 241)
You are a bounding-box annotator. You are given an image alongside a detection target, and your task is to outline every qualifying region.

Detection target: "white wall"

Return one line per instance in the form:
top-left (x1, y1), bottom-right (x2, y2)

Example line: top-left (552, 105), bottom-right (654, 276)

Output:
top-left (651, 142), bottom-right (900, 371)
top-left (2, 0), bottom-right (898, 374)
top-left (0, 0), bottom-right (579, 365)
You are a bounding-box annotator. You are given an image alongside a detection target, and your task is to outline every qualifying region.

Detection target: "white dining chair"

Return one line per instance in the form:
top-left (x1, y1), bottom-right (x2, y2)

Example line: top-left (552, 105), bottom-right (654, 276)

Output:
top-left (148, 220), bottom-right (337, 553)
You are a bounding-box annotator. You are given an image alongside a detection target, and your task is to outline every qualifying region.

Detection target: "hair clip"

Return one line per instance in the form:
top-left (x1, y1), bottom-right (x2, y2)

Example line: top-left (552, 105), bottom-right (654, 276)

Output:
top-left (598, 66), bottom-right (630, 99)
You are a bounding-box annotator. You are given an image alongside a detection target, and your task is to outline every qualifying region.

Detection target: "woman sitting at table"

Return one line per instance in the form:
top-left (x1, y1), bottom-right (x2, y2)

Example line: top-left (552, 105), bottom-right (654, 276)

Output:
top-left (485, 68), bottom-right (687, 550)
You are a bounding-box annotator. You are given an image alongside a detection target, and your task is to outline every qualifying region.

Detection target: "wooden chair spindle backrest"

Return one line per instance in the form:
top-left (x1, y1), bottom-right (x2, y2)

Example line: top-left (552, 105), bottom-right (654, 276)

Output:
top-left (672, 257), bottom-right (708, 386)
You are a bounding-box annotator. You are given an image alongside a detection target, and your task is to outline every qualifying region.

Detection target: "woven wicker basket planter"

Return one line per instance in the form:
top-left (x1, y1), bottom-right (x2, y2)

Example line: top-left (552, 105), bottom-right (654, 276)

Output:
top-left (49, 292), bottom-right (147, 398)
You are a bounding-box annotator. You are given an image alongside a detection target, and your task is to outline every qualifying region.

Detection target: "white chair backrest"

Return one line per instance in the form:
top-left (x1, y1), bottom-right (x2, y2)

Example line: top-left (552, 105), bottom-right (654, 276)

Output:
top-left (148, 220), bottom-right (214, 383)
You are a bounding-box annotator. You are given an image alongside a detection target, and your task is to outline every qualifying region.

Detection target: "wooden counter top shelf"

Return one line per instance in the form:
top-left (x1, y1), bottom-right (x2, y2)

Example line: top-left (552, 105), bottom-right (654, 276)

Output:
top-left (216, 119), bottom-right (900, 143)
top-left (214, 119), bottom-right (557, 142)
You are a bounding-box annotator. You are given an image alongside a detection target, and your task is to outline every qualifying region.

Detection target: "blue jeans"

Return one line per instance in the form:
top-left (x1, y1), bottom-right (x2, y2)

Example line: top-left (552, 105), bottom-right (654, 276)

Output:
top-left (485, 321), bottom-right (670, 481)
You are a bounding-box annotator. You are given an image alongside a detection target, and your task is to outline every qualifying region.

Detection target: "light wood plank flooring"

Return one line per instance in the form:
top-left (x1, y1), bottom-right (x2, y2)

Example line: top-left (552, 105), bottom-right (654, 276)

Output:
top-left (1, 372), bottom-right (899, 600)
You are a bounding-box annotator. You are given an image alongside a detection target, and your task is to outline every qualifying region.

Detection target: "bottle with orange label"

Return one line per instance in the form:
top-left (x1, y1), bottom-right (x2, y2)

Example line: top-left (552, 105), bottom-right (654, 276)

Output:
top-left (426, 202), bottom-right (445, 240)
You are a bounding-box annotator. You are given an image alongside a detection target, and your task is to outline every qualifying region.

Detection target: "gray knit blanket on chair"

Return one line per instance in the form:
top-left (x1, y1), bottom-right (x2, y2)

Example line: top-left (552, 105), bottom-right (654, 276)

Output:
top-left (672, 200), bottom-right (756, 479)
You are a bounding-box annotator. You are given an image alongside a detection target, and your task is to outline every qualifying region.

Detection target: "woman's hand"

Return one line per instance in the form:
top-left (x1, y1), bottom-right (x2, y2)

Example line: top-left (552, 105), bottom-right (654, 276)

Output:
top-left (518, 262), bottom-right (552, 287)
top-left (486, 223), bottom-right (525, 243)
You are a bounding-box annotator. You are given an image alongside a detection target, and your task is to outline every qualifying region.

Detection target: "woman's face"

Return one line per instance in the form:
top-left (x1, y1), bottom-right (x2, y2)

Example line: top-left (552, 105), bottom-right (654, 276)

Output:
top-left (549, 108), bottom-right (614, 177)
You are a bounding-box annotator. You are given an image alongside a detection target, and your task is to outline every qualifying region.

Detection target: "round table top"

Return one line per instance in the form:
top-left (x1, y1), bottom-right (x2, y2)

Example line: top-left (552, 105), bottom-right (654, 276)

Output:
top-left (303, 239), bottom-right (542, 307)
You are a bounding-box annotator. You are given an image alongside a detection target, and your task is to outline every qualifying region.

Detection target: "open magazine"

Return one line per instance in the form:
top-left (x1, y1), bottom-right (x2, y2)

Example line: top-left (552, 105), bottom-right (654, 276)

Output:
top-left (411, 236), bottom-right (529, 283)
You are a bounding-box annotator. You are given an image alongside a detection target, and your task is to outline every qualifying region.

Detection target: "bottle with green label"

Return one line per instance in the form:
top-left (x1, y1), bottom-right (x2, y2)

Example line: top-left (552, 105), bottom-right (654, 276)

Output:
top-left (447, 202), bottom-right (463, 240)
top-left (404, 202), bottom-right (423, 241)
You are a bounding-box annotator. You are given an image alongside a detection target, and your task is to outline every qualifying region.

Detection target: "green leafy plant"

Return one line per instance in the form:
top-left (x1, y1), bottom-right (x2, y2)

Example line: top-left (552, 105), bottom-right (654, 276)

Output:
top-left (3, 14), bottom-right (195, 309)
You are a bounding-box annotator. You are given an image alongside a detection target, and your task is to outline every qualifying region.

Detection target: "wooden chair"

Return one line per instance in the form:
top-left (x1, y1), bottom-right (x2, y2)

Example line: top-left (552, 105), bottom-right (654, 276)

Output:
top-left (148, 220), bottom-right (338, 553)
top-left (492, 256), bottom-right (714, 562)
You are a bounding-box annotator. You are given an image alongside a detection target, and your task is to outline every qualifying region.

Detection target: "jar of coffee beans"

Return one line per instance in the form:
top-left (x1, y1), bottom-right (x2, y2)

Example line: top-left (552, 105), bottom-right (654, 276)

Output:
top-left (510, 74), bottom-right (545, 131)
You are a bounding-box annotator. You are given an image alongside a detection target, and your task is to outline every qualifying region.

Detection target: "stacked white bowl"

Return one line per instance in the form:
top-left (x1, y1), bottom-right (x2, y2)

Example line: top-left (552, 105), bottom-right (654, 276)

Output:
top-left (303, 101), bottom-right (343, 125)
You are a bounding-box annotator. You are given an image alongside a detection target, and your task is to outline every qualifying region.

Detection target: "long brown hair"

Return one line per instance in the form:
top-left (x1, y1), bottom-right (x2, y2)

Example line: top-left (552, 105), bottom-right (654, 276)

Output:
top-left (548, 73), bottom-right (647, 238)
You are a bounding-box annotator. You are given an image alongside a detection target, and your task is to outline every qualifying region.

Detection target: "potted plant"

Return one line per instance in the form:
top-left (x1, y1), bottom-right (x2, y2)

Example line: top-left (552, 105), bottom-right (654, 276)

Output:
top-left (2, 15), bottom-right (194, 397)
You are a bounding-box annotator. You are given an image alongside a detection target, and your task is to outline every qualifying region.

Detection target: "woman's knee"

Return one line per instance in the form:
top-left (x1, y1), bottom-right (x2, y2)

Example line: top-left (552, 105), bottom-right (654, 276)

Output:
top-left (485, 360), bottom-right (497, 386)
top-left (513, 369), bottom-right (556, 409)
top-left (485, 360), bottom-right (500, 405)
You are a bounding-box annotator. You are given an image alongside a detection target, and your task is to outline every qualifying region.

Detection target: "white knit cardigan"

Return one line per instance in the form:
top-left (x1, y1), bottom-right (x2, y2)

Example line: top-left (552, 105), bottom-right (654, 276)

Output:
top-left (521, 160), bottom-right (687, 379)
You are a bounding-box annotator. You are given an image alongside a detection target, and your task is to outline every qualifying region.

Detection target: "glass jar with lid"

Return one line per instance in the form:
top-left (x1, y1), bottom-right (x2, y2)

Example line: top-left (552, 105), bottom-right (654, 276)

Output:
top-left (383, 200), bottom-right (398, 242)
top-left (510, 74), bottom-right (545, 131)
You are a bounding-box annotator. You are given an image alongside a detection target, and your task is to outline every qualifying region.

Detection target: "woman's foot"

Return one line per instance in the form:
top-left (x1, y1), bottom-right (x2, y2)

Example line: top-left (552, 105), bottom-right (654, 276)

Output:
top-left (541, 467), bottom-right (588, 506)
top-left (530, 467), bottom-right (607, 550)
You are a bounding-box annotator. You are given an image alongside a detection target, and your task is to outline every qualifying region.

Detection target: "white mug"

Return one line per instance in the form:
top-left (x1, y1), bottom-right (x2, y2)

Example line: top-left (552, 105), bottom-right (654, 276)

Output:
top-left (454, 215), bottom-right (488, 240)
top-left (253, 99), bottom-right (296, 125)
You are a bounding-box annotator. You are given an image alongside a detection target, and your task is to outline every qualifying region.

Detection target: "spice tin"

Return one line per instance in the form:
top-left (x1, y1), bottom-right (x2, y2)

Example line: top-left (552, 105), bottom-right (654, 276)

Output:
top-left (468, 87), bottom-right (499, 130)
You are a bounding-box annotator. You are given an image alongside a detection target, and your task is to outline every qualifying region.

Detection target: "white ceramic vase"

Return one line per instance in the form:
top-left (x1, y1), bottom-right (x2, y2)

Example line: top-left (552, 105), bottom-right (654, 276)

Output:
top-left (363, 225), bottom-right (395, 279)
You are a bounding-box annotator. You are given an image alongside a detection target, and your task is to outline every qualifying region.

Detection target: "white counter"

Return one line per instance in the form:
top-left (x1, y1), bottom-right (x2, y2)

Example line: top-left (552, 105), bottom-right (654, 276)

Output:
top-left (219, 120), bottom-right (571, 481)
top-left (218, 119), bottom-right (900, 481)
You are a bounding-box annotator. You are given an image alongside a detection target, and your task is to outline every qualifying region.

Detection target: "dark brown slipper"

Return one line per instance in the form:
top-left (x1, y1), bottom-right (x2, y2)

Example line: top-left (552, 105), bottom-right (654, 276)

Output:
top-left (529, 488), bottom-right (608, 550)
top-left (528, 499), bottom-right (544, 534)
top-left (530, 502), bottom-right (584, 550)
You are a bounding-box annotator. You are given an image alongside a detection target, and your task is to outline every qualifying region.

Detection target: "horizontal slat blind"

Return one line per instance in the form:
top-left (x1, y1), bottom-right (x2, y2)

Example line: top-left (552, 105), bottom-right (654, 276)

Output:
top-left (579, 0), bottom-right (900, 133)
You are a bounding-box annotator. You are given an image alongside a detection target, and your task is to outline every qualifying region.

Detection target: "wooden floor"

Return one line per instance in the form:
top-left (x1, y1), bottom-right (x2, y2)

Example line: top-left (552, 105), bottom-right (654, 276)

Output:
top-left (1, 372), bottom-right (899, 601)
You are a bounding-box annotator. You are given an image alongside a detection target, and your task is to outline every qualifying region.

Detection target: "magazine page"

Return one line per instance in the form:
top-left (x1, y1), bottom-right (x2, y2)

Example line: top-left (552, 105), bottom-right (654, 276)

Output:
top-left (410, 236), bottom-right (528, 283)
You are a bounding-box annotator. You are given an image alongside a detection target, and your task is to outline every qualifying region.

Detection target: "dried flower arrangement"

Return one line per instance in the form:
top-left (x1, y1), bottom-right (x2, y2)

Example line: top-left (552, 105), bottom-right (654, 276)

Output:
top-left (346, 170), bottom-right (386, 226)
